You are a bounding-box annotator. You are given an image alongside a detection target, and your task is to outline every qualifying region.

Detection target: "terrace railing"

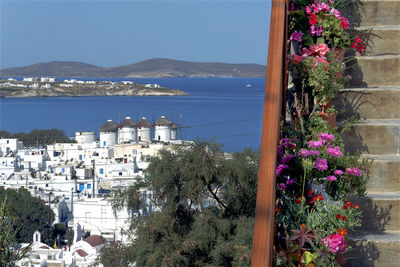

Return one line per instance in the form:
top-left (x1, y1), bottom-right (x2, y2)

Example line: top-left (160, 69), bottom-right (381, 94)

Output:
top-left (251, 0), bottom-right (289, 266)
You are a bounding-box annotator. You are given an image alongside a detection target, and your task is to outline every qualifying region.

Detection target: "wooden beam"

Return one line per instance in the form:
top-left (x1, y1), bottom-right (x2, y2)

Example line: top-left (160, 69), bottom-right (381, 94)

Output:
top-left (251, 0), bottom-right (288, 266)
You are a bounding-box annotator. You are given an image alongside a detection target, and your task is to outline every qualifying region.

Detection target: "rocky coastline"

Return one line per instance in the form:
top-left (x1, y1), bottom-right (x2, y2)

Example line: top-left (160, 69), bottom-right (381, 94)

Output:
top-left (0, 79), bottom-right (188, 98)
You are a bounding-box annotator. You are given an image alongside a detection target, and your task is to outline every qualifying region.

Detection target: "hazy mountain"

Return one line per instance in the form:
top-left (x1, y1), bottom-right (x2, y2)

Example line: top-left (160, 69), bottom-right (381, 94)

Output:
top-left (0, 58), bottom-right (266, 78)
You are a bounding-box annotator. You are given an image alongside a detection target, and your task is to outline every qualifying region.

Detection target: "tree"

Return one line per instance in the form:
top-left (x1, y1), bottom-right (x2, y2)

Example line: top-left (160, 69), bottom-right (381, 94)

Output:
top-left (0, 196), bottom-right (31, 266)
top-left (0, 188), bottom-right (55, 244)
top-left (0, 128), bottom-right (74, 146)
top-left (99, 141), bottom-right (259, 266)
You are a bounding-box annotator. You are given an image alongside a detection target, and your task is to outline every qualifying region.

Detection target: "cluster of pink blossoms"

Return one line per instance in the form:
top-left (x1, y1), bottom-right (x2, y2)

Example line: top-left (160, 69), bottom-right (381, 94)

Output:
top-left (323, 233), bottom-right (347, 253)
top-left (290, 31), bottom-right (304, 42)
top-left (346, 167), bottom-right (363, 177)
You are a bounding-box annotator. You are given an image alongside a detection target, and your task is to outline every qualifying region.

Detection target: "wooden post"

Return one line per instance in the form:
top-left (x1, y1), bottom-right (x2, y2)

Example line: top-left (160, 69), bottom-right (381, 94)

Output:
top-left (251, 0), bottom-right (288, 266)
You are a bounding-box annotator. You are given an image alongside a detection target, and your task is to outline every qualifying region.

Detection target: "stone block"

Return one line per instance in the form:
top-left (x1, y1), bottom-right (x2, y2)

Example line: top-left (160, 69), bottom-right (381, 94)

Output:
top-left (356, 0), bottom-right (400, 27)
top-left (345, 231), bottom-right (400, 267)
top-left (347, 55), bottom-right (400, 87)
top-left (356, 26), bottom-right (400, 56)
top-left (362, 155), bottom-right (400, 193)
top-left (342, 121), bottom-right (400, 155)
top-left (335, 88), bottom-right (400, 120)
top-left (351, 194), bottom-right (400, 231)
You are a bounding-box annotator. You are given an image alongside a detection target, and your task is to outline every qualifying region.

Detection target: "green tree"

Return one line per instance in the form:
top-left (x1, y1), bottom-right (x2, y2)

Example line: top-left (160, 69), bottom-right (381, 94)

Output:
top-left (0, 196), bottom-right (31, 266)
top-left (99, 141), bottom-right (259, 266)
top-left (0, 128), bottom-right (74, 147)
top-left (0, 188), bottom-right (55, 244)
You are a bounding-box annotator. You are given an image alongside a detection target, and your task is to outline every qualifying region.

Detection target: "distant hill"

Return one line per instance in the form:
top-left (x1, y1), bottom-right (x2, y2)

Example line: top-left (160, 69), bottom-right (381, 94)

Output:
top-left (0, 58), bottom-right (266, 78)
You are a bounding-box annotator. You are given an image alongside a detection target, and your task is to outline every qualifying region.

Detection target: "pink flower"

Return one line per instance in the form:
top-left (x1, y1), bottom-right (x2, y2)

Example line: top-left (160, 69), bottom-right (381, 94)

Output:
top-left (278, 183), bottom-right (287, 189)
top-left (276, 164), bottom-right (289, 176)
top-left (323, 233), bottom-right (347, 253)
top-left (288, 142), bottom-right (297, 149)
top-left (346, 167), bottom-right (363, 177)
top-left (315, 158), bottom-right (328, 171)
top-left (315, 44), bottom-right (330, 57)
top-left (334, 169), bottom-right (344, 176)
top-left (310, 150), bottom-right (320, 156)
top-left (302, 44), bottom-right (330, 58)
top-left (326, 175), bottom-right (337, 181)
top-left (330, 8), bottom-right (342, 19)
top-left (290, 31), bottom-right (304, 42)
top-left (281, 155), bottom-right (294, 164)
top-left (318, 132), bottom-right (335, 141)
top-left (286, 178), bottom-right (296, 186)
top-left (299, 148), bottom-right (311, 157)
top-left (307, 139), bottom-right (324, 148)
top-left (310, 25), bottom-right (324, 36)
top-left (327, 146), bottom-right (343, 157)
top-left (277, 145), bottom-right (284, 156)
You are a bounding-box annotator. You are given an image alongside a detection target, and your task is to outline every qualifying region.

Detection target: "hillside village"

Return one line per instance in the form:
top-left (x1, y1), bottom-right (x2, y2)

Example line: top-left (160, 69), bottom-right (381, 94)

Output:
top-left (0, 115), bottom-right (190, 266)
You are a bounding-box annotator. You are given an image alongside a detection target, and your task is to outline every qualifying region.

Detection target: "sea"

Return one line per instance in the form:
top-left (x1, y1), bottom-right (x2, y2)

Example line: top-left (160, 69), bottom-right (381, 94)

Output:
top-left (0, 78), bottom-right (266, 152)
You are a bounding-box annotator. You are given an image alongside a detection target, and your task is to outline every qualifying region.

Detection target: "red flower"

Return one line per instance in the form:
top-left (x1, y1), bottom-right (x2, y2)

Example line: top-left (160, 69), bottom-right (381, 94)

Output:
top-left (343, 205), bottom-right (348, 210)
top-left (342, 216), bottom-right (347, 221)
top-left (351, 38), bottom-right (366, 54)
top-left (307, 189), bottom-right (313, 196)
top-left (336, 214), bottom-right (341, 219)
top-left (295, 196), bottom-right (303, 204)
top-left (309, 13), bottom-right (318, 25)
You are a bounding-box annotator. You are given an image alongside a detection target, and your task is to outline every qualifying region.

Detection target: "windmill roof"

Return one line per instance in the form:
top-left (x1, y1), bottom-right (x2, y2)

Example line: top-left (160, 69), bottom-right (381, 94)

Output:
top-left (138, 117), bottom-right (152, 128)
top-left (119, 117), bottom-right (137, 128)
top-left (100, 120), bottom-right (118, 132)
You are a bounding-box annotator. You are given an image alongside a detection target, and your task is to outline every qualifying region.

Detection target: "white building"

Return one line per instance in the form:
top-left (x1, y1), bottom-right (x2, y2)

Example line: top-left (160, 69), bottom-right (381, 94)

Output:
top-left (99, 120), bottom-right (118, 147)
top-left (40, 77), bottom-right (56, 82)
top-left (29, 83), bottom-right (40, 89)
top-left (171, 123), bottom-right (178, 140)
top-left (23, 77), bottom-right (37, 82)
top-left (137, 117), bottom-right (152, 142)
top-left (17, 148), bottom-right (49, 171)
top-left (0, 138), bottom-right (23, 155)
top-left (145, 83), bottom-right (160, 88)
top-left (72, 197), bottom-right (131, 242)
top-left (75, 132), bottom-right (96, 144)
top-left (117, 116), bottom-right (138, 143)
top-left (154, 115), bottom-right (171, 142)
top-left (40, 83), bottom-right (51, 89)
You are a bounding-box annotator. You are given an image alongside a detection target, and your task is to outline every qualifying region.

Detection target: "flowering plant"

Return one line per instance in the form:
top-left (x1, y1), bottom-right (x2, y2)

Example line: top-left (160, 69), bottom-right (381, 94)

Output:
top-left (275, 199), bottom-right (362, 266)
top-left (289, 44), bottom-right (348, 108)
top-left (288, 0), bottom-right (367, 123)
top-left (289, 0), bottom-right (351, 49)
top-left (275, 1), bottom-right (372, 265)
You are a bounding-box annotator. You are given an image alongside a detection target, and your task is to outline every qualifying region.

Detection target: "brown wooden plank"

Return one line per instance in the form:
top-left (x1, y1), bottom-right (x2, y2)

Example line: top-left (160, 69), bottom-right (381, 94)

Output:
top-left (251, 0), bottom-right (288, 266)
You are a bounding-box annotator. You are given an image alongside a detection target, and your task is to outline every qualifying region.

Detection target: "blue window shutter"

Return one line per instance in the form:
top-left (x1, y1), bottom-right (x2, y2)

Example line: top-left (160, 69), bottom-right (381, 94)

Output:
top-left (79, 184), bottom-right (84, 192)
top-left (87, 184), bottom-right (91, 189)
top-left (99, 168), bottom-right (104, 174)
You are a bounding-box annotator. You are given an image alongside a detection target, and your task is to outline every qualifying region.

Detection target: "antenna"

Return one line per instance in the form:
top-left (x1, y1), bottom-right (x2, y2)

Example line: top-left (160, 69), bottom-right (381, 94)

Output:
top-left (117, 108), bottom-right (122, 124)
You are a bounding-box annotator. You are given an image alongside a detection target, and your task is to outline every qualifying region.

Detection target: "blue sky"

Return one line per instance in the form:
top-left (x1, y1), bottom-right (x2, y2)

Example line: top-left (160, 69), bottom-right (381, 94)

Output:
top-left (0, 0), bottom-right (271, 68)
